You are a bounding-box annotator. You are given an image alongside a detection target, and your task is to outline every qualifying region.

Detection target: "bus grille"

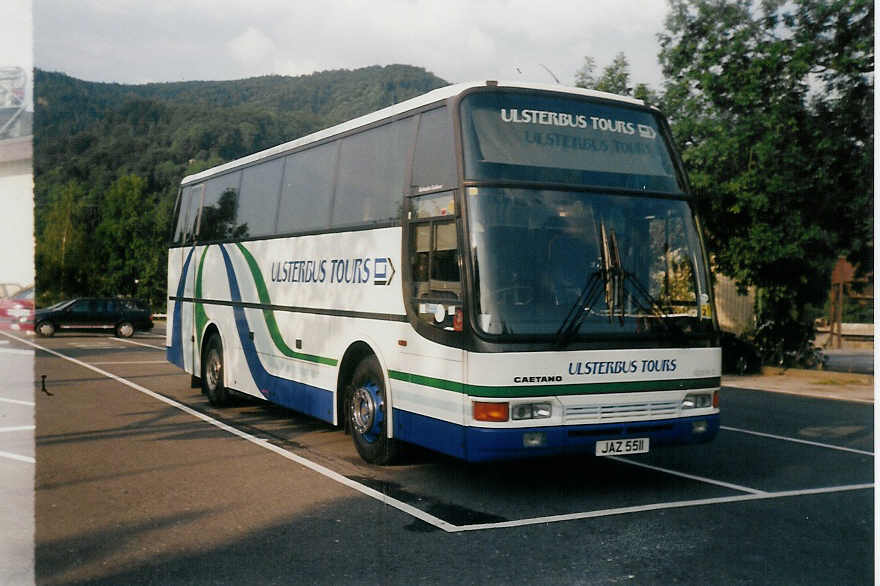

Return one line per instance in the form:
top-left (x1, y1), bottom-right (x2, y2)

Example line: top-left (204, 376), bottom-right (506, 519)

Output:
top-left (565, 400), bottom-right (679, 423)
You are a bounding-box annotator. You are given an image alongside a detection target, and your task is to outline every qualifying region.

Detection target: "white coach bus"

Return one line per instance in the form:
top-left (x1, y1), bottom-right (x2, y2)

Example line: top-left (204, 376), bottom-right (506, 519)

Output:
top-left (167, 81), bottom-right (721, 464)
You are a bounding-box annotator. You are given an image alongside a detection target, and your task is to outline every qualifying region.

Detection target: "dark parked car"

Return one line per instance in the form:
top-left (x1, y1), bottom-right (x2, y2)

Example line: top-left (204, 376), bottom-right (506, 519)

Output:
top-left (34, 297), bottom-right (153, 338)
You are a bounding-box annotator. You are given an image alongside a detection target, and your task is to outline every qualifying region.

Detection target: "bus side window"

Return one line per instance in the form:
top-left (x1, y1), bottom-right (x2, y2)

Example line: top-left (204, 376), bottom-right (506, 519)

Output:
top-left (237, 157), bottom-right (284, 238)
top-left (277, 141), bottom-right (337, 234)
top-left (333, 117), bottom-right (415, 227)
top-left (173, 185), bottom-right (203, 245)
top-left (171, 186), bottom-right (190, 245)
top-left (198, 172), bottom-right (242, 242)
top-left (412, 107), bottom-right (456, 192)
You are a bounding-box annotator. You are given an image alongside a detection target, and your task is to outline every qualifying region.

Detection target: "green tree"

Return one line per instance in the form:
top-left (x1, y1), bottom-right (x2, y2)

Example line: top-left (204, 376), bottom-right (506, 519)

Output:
top-left (575, 52), bottom-right (659, 103)
top-left (35, 181), bottom-right (90, 304)
top-left (95, 174), bottom-right (164, 305)
top-left (658, 0), bottom-right (873, 363)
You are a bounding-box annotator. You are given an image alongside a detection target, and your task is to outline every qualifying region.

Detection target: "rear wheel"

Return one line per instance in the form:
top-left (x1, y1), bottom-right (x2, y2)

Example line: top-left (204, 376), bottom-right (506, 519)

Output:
top-left (201, 334), bottom-right (230, 406)
top-left (347, 355), bottom-right (399, 465)
top-left (115, 321), bottom-right (134, 338)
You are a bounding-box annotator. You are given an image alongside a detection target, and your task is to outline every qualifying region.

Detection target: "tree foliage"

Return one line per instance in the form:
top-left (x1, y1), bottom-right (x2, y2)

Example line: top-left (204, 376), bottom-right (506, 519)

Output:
top-left (658, 0), bottom-right (873, 360)
top-left (34, 65), bottom-right (448, 310)
top-left (574, 52), bottom-right (659, 103)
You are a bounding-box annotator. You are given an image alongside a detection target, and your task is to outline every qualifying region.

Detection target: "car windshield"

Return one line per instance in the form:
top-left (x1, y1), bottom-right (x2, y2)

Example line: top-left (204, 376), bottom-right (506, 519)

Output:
top-left (467, 187), bottom-right (714, 341)
top-left (11, 287), bottom-right (33, 300)
top-left (43, 299), bottom-right (74, 311)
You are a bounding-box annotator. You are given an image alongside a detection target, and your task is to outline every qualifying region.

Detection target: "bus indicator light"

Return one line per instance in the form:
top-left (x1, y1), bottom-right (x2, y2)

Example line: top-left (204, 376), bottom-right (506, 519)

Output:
top-left (473, 401), bottom-right (509, 422)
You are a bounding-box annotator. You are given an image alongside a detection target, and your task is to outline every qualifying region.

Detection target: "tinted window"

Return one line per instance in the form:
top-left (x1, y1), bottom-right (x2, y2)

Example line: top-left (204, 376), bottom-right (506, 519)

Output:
top-left (173, 185), bottom-right (203, 244)
top-left (171, 187), bottom-right (188, 244)
top-left (333, 117), bottom-right (415, 227)
top-left (237, 158), bottom-right (284, 237)
top-left (69, 300), bottom-right (91, 314)
top-left (199, 172), bottom-right (243, 241)
top-left (412, 107), bottom-right (456, 192)
top-left (278, 141), bottom-right (338, 233)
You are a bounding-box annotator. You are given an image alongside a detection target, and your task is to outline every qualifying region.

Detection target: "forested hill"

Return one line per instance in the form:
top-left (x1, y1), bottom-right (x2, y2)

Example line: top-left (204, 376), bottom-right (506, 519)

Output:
top-left (33, 65), bottom-right (449, 309)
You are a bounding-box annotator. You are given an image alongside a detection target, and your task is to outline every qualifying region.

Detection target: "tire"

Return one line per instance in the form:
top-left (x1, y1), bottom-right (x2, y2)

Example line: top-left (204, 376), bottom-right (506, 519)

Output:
top-left (115, 321), bottom-right (134, 338)
top-left (347, 355), bottom-right (399, 465)
top-left (36, 321), bottom-right (55, 337)
top-left (201, 334), bottom-right (230, 406)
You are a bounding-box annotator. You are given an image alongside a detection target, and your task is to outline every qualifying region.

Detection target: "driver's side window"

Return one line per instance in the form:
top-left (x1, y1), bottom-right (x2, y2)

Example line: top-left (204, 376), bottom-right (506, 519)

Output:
top-left (69, 300), bottom-right (90, 314)
top-left (408, 192), bottom-right (462, 330)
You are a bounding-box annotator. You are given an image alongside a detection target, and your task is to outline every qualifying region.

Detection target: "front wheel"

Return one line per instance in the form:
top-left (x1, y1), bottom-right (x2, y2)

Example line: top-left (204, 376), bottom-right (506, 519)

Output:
top-left (347, 355), bottom-right (399, 465)
top-left (201, 334), bottom-right (231, 406)
top-left (36, 321), bottom-right (55, 337)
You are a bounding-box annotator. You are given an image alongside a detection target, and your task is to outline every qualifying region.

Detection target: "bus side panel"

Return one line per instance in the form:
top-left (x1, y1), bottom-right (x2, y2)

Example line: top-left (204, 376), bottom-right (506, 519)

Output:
top-left (393, 409), bottom-right (467, 459)
top-left (166, 246), bottom-right (195, 373)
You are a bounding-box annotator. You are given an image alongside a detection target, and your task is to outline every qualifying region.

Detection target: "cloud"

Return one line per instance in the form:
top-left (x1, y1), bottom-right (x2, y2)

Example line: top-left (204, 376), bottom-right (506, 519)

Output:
top-left (227, 26), bottom-right (276, 68)
top-left (34, 0), bottom-right (669, 88)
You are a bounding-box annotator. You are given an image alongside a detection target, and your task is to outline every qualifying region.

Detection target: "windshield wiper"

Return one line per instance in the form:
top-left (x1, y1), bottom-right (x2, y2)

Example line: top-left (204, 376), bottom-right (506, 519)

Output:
top-left (555, 222), bottom-right (685, 346)
top-left (555, 222), bottom-right (619, 346)
top-left (613, 242), bottom-right (687, 337)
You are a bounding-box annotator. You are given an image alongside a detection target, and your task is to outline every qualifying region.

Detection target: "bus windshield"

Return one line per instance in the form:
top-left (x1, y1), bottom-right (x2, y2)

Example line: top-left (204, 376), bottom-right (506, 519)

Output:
top-left (467, 187), bottom-right (713, 340)
top-left (460, 91), bottom-right (682, 193)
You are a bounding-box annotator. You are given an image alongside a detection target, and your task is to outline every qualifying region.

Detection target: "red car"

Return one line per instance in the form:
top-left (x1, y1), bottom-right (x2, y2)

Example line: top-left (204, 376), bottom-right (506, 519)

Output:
top-left (0, 285), bottom-right (34, 333)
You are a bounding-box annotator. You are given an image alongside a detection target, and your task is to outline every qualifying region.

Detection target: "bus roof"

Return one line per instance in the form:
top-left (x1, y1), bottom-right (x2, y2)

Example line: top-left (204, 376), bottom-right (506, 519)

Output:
top-left (181, 81), bottom-right (646, 186)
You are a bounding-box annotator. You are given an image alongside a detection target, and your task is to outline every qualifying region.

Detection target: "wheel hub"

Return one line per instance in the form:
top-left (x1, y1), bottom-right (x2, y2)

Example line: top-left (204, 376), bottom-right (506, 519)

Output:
top-left (206, 350), bottom-right (222, 390)
top-left (351, 382), bottom-right (383, 441)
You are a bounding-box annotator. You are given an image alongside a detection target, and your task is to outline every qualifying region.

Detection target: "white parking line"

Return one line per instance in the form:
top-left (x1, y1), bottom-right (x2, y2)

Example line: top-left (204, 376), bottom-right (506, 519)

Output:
top-left (0, 347), bottom-right (35, 356)
top-left (0, 426), bottom-right (35, 433)
top-left (3, 332), bottom-right (457, 533)
top-left (0, 397), bottom-right (35, 407)
top-left (455, 483), bottom-right (874, 532)
top-left (112, 337), bottom-right (165, 351)
top-left (608, 456), bottom-right (766, 494)
top-left (5, 330), bottom-right (875, 534)
top-left (0, 450), bottom-right (34, 464)
top-left (721, 425), bottom-right (874, 457)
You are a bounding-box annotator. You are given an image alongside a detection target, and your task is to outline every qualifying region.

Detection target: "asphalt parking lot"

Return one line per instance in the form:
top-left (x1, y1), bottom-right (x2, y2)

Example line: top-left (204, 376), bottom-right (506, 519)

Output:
top-left (0, 328), bottom-right (875, 584)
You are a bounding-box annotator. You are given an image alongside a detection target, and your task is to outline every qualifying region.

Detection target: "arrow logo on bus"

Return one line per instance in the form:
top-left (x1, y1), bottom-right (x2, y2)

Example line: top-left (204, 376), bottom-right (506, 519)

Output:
top-left (374, 257), bottom-right (396, 286)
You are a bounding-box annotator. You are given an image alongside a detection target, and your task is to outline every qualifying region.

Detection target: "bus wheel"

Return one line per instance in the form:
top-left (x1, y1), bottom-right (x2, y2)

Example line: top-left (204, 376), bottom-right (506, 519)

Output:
top-left (115, 321), bottom-right (134, 338)
top-left (348, 355), bottom-right (399, 465)
top-left (36, 321), bottom-right (55, 337)
top-left (201, 334), bottom-right (230, 406)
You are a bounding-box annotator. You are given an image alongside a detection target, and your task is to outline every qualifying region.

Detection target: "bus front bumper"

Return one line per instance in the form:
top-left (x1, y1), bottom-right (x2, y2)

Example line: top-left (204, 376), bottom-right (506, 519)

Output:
top-left (463, 414), bottom-right (720, 462)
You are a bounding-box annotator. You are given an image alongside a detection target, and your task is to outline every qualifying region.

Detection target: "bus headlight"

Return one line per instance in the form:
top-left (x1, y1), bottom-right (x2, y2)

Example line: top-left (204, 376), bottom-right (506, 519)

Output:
top-left (511, 402), bottom-right (552, 420)
top-left (681, 392), bottom-right (713, 409)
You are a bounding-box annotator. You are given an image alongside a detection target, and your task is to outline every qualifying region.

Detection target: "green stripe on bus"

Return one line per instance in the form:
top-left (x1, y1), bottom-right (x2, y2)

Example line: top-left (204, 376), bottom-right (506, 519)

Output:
top-left (387, 370), bottom-right (465, 393)
top-left (388, 370), bottom-right (720, 398)
top-left (234, 242), bottom-right (338, 367)
top-left (195, 246), bottom-right (210, 349)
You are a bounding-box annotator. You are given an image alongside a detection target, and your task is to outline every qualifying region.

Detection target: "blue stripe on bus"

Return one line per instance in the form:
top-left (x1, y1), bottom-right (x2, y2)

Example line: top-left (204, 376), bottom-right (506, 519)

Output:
top-left (167, 247), bottom-right (195, 369)
top-left (217, 244), bottom-right (334, 423)
top-left (393, 408), bottom-right (719, 462)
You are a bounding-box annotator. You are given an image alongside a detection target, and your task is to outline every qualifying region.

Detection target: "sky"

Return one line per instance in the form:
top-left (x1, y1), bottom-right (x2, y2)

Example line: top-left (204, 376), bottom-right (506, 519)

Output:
top-left (31, 0), bottom-right (671, 90)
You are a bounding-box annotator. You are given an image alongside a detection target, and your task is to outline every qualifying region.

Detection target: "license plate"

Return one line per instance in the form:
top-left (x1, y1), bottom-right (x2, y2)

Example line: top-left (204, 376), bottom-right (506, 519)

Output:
top-left (595, 438), bottom-right (649, 456)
